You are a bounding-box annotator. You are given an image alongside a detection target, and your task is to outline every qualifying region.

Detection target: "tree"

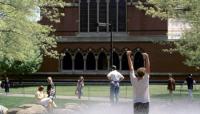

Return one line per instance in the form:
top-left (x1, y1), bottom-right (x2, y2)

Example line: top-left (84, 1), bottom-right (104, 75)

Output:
top-left (0, 0), bottom-right (65, 74)
top-left (136, 0), bottom-right (200, 69)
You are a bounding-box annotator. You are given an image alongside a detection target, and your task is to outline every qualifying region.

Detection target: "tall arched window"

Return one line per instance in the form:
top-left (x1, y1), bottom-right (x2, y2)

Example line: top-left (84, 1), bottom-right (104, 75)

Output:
top-left (121, 53), bottom-right (128, 70)
top-left (75, 52), bottom-right (84, 70)
top-left (118, 0), bottom-right (126, 31)
top-left (86, 52), bottom-right (96, 70)
top-left (62, 52), bottom-right (72, 70)
top-left (99, 0), bottom-right (107, 32)
top-left (98, 52), bottom-right (108, 70)
top-left (79, 0), bottom-right (126, 32)
top-left (112, 52), bottom-right (119, 69)
top-left (89, 0), bottom-right (97, 32)
top-left (109, 0), bottom-right (117, 31)
top-left (80, 0), bottom-right (88, 32)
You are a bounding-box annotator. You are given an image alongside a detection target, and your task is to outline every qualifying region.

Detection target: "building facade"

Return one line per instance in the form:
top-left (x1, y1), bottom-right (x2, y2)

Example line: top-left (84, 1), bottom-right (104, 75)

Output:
top-left (34, 0), bottom-right (199, 82)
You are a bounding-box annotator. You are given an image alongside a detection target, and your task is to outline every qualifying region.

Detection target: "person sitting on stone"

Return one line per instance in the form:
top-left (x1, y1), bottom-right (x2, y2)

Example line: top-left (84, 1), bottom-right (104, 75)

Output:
top-left (0, 105), bottom-right (8, 114)
top-left (35, 85), bottom-right (57, 110)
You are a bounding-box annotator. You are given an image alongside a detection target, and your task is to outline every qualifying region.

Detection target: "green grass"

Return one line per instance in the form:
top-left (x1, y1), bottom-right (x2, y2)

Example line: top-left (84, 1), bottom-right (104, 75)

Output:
top-left (2, 84), bottom-right (200, 98)
top-left (0, 96), bottom-right (35, 108)
top-left (1, 84), bottom-right (200, 108)
top-left (0, 95), bottom-right (94, 108)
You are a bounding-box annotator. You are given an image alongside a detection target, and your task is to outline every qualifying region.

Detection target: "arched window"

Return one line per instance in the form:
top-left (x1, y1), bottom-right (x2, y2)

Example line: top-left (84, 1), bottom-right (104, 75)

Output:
top-left (134, 51), bottom-right (144, 70)
top-left (98, 52), bottom-right (108, 70)
top-left (86, 52), bottom-right (96, 70)
top-left (112, 52), bottom-right (120, 69)
top-left (121, 53), bottom-right (128, 70)
top-left (62, 52), bottom-right (72, 70)
top-left (75, 52), bottom-right (84, 70)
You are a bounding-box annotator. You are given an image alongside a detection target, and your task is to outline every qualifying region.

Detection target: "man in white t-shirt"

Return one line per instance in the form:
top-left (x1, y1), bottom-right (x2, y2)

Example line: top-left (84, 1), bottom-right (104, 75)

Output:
top-left (107, 65), bottom-right (124, 104)
top-left (127, 51), bottom-right (150, 114)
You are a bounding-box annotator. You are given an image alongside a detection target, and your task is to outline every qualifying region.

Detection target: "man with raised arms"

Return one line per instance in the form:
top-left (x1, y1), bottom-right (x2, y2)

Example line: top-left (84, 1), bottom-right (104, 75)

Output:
top-left (127, 51), bottom-right (150, 114)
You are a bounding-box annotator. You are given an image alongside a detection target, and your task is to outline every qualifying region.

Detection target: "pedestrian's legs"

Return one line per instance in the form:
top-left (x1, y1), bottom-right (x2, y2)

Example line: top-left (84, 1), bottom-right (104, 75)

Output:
top-left (5, 87), bottom-right (9, 96)
top-left (115, 86), bottom-right (120, 104)
top-left (110, 84), bottom-right (115, 104)
top-left (169, 90), bottom-right (173, 102)
top-left (188, 89), bottom-right (193, 99)
top-left (52, 101), bottom-right (57, 108)
top-left (77, 88), bottom-right (81, 99)
top-left (79, 91), bottom-right (82, 99)
top-left (143, 102), bottom-right (149, 114)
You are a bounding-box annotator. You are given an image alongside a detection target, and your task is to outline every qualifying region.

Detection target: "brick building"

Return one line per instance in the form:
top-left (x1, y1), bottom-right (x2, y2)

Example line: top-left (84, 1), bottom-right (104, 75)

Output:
top-left (28, 0), bottom-right (200, 82)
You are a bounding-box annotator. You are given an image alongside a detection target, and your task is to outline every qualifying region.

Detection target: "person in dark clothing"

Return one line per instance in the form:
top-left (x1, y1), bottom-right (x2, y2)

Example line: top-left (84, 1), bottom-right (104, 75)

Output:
top-left (185, 74), bottom-right (193, 98)
top-left (4, 77), bottom-right (10, 95)
top-left (1, 77), bottom-right (10, 95)
top-left (47, 77), bottom-right (56, 100)
top-left (167, 74), bottom-right (176, 94)
top-left (167, 74), bottom-right (175, 100)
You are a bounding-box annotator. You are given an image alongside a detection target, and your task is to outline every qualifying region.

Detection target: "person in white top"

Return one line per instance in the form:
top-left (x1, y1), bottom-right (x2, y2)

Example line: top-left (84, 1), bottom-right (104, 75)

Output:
top-left (35, 85), bottom-right (57, 111)
top-left (0, 105), bottom-right (8, 114)
top-left (127, 51), bottom-right (150, 114)
top-left (107, 65), bottom-right (124, 104)
top-left (75, 76), bottom-right (84, 99)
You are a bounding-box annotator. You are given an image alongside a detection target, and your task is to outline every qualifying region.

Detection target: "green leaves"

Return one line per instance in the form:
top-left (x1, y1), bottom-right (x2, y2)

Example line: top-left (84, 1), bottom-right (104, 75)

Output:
top-left (137, 0), bottom-right (200, 69)
top-left (0, 0), bottom-right (64, 74)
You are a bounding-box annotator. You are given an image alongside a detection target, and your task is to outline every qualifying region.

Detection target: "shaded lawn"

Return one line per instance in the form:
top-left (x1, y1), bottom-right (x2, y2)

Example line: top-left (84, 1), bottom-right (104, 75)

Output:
top-left (0, 95), bottom-right (92, 108)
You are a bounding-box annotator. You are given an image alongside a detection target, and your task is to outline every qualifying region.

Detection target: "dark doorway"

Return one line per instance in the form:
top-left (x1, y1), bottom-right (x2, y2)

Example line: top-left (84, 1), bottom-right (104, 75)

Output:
top-left (62, 52), bottom-right (72, 70)
top-left (86, 52), bottom-right (96, 70)
top-left (98, 52), bottom-right (108, 70)
top-left (75, 52), bottom-right (84, 70)
top-left (121, 53), bottom-right (128, 70)
top-left (112, 52), bottom-right (120, 70)
top-left (134, 51), bottom-right (144, 70)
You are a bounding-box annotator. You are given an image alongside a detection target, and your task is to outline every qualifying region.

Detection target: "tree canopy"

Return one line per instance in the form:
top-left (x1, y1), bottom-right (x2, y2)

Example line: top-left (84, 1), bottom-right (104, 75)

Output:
top-left (0, 0), bottom-right (65, 74)
top-left (137, 0), bottom-right (200, 69)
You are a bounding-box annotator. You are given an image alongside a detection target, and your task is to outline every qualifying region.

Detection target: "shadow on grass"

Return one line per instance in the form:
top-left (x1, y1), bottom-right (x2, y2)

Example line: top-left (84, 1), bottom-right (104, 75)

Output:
top-left (0, 95), bottom-right (104, 108)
